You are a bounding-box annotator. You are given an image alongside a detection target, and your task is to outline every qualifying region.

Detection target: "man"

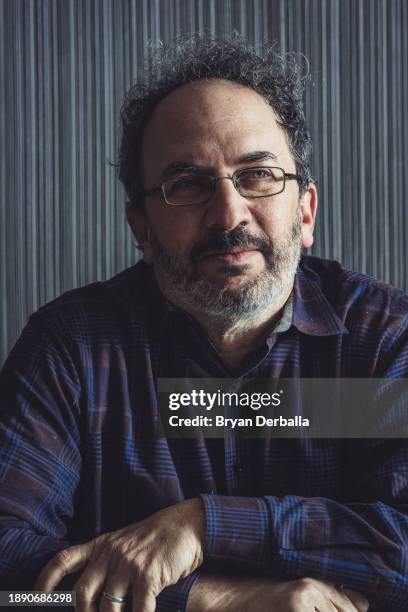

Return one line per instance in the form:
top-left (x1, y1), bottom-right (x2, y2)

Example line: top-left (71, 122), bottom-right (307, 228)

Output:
top-left (1, 37), bottom-right (407, 611)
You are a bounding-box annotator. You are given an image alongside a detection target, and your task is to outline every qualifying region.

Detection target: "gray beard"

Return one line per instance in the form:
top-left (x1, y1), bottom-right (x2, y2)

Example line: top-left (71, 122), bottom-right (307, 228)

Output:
top-left (149, 214), bottom-right (302, 325)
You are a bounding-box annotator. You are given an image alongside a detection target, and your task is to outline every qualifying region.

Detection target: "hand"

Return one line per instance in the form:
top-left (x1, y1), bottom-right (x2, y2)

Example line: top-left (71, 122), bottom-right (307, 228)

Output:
top-left (187, 575), bottom-right (369, 612)
top-left (34, 498), bottom-right (205, 612)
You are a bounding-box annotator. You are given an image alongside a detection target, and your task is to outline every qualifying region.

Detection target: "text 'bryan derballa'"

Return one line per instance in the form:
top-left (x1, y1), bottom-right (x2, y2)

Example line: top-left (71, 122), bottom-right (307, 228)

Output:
top-left (167, 390), bottom-right (310, 428)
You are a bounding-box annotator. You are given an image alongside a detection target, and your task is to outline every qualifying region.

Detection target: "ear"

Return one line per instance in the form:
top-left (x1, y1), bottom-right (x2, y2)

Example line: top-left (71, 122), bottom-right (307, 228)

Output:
top-left (126, 206), bottom-right (154, 264)
top-left (299, 182), bottom-right (318, 249)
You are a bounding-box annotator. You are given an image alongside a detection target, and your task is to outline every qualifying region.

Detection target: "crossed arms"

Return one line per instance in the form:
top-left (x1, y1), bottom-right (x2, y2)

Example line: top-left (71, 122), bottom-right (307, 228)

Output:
top-left (35, 498), bottom-right (368, 611)
top-left (1, 314), bottom-right (408, 610)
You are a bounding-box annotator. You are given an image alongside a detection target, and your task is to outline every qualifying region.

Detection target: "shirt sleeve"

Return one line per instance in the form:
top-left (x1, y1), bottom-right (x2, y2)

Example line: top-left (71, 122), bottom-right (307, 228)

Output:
top-left (156, 571), bottom-right (200, 612)
top-left (0, 314), bottom-right (201, 611)
top-left (201, 435), bottom-right (408, 612)
top-left (0, 312), bottom-right (83, 586)
top-left (200, 326), bottom-right (408, 611)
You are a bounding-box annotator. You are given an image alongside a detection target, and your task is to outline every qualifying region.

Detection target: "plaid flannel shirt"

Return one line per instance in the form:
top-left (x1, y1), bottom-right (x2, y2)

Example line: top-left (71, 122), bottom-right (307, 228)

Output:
top-left (1, 255), bottom-right (408, 611)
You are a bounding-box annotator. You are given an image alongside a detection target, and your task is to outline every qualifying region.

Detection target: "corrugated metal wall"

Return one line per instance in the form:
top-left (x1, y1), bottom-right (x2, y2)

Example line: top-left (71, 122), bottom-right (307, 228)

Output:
top-left (1, 0), bottom-right (407, 365)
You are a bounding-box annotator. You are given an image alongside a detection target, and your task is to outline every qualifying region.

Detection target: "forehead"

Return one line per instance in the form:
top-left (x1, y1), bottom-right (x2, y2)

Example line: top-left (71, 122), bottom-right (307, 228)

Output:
top-left (142, 79), bottom-right (293, 177)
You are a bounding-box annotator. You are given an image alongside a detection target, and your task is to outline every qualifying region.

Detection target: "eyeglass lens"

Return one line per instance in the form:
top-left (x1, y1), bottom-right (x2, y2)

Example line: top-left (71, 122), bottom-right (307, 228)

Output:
top-left (163, 167), bottom-right (285, 206)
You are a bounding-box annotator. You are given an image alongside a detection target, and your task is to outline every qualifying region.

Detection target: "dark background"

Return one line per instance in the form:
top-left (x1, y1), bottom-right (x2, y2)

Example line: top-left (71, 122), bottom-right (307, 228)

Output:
top-left (1, 0), bottom-right (407, 366)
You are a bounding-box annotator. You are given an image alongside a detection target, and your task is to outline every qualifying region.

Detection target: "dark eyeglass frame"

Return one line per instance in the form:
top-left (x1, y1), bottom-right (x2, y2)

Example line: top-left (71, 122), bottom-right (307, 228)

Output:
top-left (143, 166), bottom-right (305, 207)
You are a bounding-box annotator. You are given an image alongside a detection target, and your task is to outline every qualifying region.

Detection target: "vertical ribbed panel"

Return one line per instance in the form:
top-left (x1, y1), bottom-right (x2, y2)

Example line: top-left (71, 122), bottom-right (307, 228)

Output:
top-left (1, 0), bottom-right (407, 364)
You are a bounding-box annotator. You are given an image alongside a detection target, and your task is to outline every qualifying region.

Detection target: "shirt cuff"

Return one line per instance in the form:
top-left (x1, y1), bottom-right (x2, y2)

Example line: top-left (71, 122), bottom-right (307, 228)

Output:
top-left (200, 494), bottom-right (270, 570)
top-left (156, 571), bottom-right (200, 612)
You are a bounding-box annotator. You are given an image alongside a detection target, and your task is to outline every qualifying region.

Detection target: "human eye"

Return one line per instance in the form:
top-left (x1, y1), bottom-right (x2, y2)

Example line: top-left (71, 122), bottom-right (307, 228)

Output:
top-left (166, 175), bottom-right (203, 196)
top-left (246, 168), bottom-right (274, 178)
top-left (238, 167), bottom-right (280, 181)
top-left (172, 175), bottom-right (199, 189)
top-left (237, 167), bottom-right (278, 186)
top-left (236, 167), bottom-right (284, 196)
top-left (164, 174), bottom-right (211, 205)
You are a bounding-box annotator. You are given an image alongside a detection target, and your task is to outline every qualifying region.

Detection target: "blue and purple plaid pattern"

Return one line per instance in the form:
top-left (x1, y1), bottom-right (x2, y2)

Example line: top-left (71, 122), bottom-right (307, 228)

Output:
top-left (1, 255), bottom-right (408, 611)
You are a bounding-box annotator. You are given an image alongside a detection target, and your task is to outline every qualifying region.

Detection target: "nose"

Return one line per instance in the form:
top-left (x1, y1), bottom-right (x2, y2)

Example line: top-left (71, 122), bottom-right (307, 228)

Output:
top-left (203, 176), bottom-right (252, 231)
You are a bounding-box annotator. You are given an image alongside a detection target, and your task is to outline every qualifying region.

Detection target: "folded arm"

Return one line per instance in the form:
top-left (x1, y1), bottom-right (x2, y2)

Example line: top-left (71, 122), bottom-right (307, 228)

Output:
top-left (186, 573), bottom-right (368, 612)
top-left (200, 439), bottom-right (408, 611)
top-left (0, 314), bottom-right (200, 611)
top-left (2, 314), bottom-right (408, 611)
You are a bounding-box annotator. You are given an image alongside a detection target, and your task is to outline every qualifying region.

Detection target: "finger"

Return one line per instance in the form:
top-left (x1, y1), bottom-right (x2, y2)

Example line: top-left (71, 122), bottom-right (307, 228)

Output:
top-left (35, 542), bottom-right (95, 591)
top-left (314, 581), bottom-right (366, 612)
top-left (99, 561), bottom-right (130, 612)
top-left (99, 590), bottom-right (128, 612)
top-left (288, 578), bottom-right (336, 612)
top-left (131, 587), bottom-right (156, 612)
top-left (341, 588), bottom-right (369, 612)
top-left (317, 594), bottom-right (339, 612)
top-left (72, 557), bottom-right (107, 612)
top-left (73, 548), bottom-right (124, 612)
top-left (311, 592), bottom-right (338, 612)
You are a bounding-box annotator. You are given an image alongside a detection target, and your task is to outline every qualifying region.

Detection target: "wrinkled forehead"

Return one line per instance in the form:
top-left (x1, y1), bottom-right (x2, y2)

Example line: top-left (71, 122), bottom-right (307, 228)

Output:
top-left (141, 79), bottom-right (294, 179)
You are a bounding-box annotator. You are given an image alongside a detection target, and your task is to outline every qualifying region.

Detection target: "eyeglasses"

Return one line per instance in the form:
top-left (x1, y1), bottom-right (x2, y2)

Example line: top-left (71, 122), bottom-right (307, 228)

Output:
top-left (143, 166), bottom-right (304, 207)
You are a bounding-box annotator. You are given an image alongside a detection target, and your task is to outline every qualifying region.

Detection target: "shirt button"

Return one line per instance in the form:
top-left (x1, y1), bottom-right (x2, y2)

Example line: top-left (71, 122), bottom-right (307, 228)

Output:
top-left (234, 461), bottom-right (244, 473)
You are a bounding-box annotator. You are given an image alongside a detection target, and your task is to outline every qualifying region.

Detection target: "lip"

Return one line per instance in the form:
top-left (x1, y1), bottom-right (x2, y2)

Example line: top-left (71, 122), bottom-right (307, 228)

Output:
top-left (202, 248), bottom-right (260, 263)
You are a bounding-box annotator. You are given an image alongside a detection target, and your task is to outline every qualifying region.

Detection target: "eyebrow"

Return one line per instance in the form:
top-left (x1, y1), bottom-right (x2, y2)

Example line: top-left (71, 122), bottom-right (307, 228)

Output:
top-left (160, 151), bottom-right (278, 180)
top-left (235, 151), bottom-right (278, 164)
top-left (161, 163), bottom-right (208, 180)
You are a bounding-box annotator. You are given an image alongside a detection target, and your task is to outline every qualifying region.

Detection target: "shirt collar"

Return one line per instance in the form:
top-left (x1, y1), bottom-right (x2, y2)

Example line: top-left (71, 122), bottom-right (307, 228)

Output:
top-left (271, 293), bottom-right (293, 334)
top-left (292, 256), bottom-right (348, 336)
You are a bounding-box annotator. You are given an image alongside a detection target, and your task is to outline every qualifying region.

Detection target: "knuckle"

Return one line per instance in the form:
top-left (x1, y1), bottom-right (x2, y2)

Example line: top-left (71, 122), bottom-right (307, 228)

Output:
top-left (132, 564), bottom-right (157, 590)
top-left (295, 577), bottom-right (316, 590)
top-left (123, 550), bottom-right (138, 569)
top-left (106, 536), bottom-right (128, 557)
top-left (287, 579), bottom-right (319, 608)
top-left (74, 583), bottom-right (94, 603)
top-left (101, 539), bottom-right (122, 561)
top-left (107, 539), bottom-right (121, 555)
top-left (54, 548), bottom-right (73, 569)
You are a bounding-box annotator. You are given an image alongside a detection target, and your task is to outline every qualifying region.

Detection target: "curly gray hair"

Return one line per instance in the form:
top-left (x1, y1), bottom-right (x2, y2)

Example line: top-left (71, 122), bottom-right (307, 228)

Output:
top-left (119, 35), bottom-right (312, 209)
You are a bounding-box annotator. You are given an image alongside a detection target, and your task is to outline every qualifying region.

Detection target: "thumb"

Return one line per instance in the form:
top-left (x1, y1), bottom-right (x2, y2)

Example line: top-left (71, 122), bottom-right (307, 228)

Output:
top-left (35, 540), bottom-right (95, 591)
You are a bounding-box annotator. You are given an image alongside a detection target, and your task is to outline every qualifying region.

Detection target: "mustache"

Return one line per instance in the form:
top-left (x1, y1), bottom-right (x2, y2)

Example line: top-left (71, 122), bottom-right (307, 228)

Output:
top-left (190, 226), bottom-right (273, 262)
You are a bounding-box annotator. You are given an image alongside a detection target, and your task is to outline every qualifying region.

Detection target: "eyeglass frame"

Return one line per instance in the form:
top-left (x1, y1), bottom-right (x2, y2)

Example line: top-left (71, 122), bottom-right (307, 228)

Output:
top-left (143, 166), bottom-right (305, 207)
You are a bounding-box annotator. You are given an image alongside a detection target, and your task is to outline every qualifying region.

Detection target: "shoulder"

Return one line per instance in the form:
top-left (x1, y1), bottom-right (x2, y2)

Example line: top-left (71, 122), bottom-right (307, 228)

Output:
top-left (32, 261), bottom-right (150, 342)
top-left (3, 262), bottom-right (155, 388)
top-left (300, 255), bottom-right (408, 337)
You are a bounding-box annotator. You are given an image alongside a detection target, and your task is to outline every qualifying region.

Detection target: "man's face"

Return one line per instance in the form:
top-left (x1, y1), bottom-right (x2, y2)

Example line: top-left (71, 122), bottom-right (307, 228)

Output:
top-left (128, 79), bottom-right (317, 321)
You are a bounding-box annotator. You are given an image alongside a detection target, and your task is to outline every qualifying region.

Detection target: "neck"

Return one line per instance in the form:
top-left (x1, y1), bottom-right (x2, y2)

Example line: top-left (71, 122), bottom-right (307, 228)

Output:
top-left (154, 268), bottom-right (293, 370)
top-left (200, 298), bottom-right (290, 370)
